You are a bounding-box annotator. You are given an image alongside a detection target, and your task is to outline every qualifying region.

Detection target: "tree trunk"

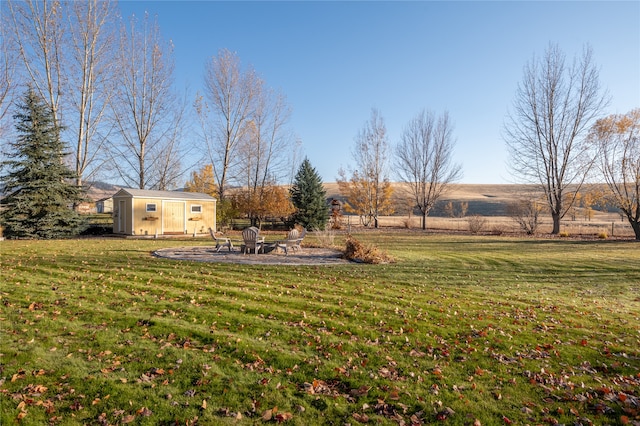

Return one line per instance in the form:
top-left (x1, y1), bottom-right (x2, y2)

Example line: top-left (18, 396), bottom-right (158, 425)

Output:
top-left (551, 212), bottom-right (561, 234)
top-left (631, 220), bottom-right (640, 241)
top-left (422, 211), bottom-right (427, 230)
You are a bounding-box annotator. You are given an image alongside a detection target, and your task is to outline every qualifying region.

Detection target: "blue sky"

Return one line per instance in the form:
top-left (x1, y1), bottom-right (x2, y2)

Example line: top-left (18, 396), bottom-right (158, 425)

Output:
top-left (119, 1), bottom-right (639, 184)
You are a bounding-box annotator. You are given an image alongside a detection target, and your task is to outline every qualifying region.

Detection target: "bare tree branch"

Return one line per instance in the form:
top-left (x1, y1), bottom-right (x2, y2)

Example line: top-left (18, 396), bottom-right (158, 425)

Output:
top-left (198, 49), bottom-right (259, 200)
top-left (395, 110), bottom-right (462, 230)
top-left (109, 12), bottom-right (184, 189)
top-left (504, 43), bottom-right (608, 234)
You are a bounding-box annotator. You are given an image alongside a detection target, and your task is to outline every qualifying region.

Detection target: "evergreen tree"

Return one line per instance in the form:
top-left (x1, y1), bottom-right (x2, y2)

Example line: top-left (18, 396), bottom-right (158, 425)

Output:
top-left (289, 158), bottom-right (328, 230)
top-left (1, 90), bottom-right (85, 239)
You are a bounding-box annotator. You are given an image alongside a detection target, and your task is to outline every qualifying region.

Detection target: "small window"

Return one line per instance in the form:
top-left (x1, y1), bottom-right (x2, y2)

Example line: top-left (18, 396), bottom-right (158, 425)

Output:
top-left (146, 203), bottom-right (157, 212)
top-left (191, 205), bottom-right (202, 213)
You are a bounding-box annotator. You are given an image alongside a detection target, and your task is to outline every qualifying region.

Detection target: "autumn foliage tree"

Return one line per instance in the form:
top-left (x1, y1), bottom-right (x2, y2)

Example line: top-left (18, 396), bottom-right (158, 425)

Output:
top-left (233, 183), bottom-right (294, 229)
top-left (338, 168), bottom-right (394, 227)
top-left (338, 109), bottom-right (394, 227)
top-left (184, 164), bottom-right (217, 196)
top-left (589, 109), bottom-right (640, 239)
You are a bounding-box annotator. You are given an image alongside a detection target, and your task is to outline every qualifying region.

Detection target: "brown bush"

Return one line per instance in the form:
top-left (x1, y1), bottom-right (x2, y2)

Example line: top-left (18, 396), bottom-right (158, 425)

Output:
top-left (343, 235), bottom-right (395, 264)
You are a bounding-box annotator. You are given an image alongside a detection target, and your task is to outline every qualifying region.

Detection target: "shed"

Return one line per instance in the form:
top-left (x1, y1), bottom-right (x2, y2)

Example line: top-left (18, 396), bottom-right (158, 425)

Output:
top-left (96, 197), bottom-right (113, 214)
top-left (112, 188), bottom-right (216, 236)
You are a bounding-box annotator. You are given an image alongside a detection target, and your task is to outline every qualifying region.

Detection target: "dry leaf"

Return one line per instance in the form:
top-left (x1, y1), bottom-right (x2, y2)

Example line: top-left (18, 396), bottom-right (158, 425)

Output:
top-left (121, 414), bottom-right (136, 423)
top-left (262, 409), bottom-right (273, 421)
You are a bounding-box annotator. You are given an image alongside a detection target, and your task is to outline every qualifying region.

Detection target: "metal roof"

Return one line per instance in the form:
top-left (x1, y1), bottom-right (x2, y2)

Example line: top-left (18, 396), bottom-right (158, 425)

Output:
top-left (113, 188), bottom-right (216, 201)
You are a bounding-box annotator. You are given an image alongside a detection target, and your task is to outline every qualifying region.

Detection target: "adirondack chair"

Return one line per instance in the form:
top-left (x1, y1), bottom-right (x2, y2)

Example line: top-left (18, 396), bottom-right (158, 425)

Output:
top-left (242, 226), bottom-right (265, 254)
top-left (209, 228), bottom-right (233, 252)
top-left (276, 227), bottom-right (306, 255)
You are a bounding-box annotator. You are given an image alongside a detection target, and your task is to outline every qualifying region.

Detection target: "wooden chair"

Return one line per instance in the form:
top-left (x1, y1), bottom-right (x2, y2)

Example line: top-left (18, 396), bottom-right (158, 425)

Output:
top-left (208, 227), bottom-right (233, 252)
top-left (242, 226), bottom-right (265, 254)
top-left (276, 227), bottom-right (306, 255)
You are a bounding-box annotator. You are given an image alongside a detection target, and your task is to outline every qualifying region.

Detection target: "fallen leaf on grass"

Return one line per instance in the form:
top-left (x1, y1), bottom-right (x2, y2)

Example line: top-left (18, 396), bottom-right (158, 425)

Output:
top-left (353, 413), bottom-right (369, 423)
top-left (350, 385), bottom-right (371, 397)
top-left (262, 407), bottom-right (276, 421)
top-left (436, 407), bottom-right (455, 421)
top-left (11, 369), bottom-right (26, 382)
top-left (409, 349), bottom-right (426, 357)
top-left (121, 414), bottom-right (136, 423)
top-left (275, 412), bottom-right (293, 423)
top-left (137, 407), bottom-right (152, 417)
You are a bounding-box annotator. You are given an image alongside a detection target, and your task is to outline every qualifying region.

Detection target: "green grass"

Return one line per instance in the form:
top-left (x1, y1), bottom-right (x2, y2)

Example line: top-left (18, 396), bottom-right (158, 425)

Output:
top-left (1, 234), bottom-right (639, 425)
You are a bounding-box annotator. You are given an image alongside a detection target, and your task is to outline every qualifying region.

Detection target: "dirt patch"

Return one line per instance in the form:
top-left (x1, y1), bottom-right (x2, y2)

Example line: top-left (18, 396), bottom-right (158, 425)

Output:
top-left (153, 246), bottom-right (351, 266)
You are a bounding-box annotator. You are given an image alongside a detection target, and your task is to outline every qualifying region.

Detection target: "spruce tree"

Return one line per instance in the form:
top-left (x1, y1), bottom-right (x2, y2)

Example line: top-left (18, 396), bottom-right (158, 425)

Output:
top-left (1, 90), bottom-right (85, 239)
top-left (289, 158), bottom-right (328, 230)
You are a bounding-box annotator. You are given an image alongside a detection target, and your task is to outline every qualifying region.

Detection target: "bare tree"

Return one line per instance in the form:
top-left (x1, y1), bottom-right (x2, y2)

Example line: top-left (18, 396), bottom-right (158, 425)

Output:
top-left (146, 92), bottom-right (191, 190)
top-left (197, 49), bottom-right (260, 200)
top-left (0, 13), bottom-right (18, 146)
top-left (66, 0), bottom-right (117, 186)
top-left (240, 86), bottom-right (293, 193)
top-left (504, 43), bottom-right (608, 234)
top-left (339, 108), bottom-right (393, 228)
top-left (6, 0), bottom-right (65, 127)
top-left (5, 0), bottom-right (119, 187)
top-left (395, 110), bottom-right (462, 230)
top-left (109, 13), bottom-right (184, 189)
top-left (590, 109), bottom-right (640, 240)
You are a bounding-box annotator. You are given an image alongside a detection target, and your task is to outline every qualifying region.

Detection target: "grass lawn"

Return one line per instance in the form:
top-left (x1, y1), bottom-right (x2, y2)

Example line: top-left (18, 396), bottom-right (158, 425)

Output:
top-left (1, 233), bottom-right (639, 425)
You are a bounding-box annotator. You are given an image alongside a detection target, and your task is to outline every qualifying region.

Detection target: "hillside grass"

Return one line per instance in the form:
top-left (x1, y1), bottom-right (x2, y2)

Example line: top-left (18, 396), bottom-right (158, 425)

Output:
top-left (1, 234), bottom-right (639, 425)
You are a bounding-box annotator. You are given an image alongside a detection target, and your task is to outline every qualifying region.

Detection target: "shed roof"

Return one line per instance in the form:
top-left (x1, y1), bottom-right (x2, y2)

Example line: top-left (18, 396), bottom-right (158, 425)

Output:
top-left (113, 188), bottom-right (216, 201)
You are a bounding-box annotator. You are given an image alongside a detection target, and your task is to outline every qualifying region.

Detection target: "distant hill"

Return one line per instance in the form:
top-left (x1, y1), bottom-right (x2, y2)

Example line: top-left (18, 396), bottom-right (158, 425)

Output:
top-left (323, 182), bottom-right (544, 217)
top-left (83, 181), bottom-right (612, 218)
top-left (84, 181), bottom-right (121, 202)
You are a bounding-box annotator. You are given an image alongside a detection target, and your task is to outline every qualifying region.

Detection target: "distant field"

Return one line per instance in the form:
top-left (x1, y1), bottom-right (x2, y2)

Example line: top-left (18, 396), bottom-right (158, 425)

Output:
top-left (324, 183), bottom-right (635, 238)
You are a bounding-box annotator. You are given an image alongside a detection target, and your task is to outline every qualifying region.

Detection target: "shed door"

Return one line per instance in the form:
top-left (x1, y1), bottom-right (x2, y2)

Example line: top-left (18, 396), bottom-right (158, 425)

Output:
top-left (163, 201), bottom-right (185, 234)
top-left (118, 200), bottom-right (126, 233)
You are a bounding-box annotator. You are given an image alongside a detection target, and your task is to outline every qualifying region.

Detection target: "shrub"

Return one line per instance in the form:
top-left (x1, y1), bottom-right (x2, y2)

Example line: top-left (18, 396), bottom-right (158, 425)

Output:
top-left (559, 231), bottom-right (570, 238)
top-left (507, 199), bottom-right (543, 235)
top-left (313, 227), bottom-right (336, 248)
top-left (467, 215), bottom-right (487, 234)
top-left (343, 235), bottom-right (394, 264)
top-left (598, 231), bottom-right (608, 239)
top-left (490, 224), bottom-right (508, 235)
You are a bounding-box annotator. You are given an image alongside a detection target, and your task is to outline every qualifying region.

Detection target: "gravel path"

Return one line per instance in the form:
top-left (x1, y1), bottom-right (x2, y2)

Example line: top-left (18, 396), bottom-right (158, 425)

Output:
top-left (153, 246), bottom-right (351, 265)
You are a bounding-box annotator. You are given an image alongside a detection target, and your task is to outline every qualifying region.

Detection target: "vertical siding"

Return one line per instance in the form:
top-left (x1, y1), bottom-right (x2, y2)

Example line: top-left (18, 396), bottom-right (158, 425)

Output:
top-left (133, 198), bottom-right (162, 236)
top-left (185, 200), bottom-right (216, 234)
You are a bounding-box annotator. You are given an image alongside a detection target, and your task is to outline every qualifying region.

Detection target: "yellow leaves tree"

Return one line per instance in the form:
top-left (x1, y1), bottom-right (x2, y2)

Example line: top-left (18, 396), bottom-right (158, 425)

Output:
top-left (233, 183), bottom-right (294, 229)
top-left (184, 164), bottom-right (217, 196)
top-left (338, 108), bottom-right (394, 228)
top-left (590, 109), bottom-right (640, 240)
top-left (185, 164), bottom-right (238, 227)
top-left (337, 168), bottom-right (394, 227)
